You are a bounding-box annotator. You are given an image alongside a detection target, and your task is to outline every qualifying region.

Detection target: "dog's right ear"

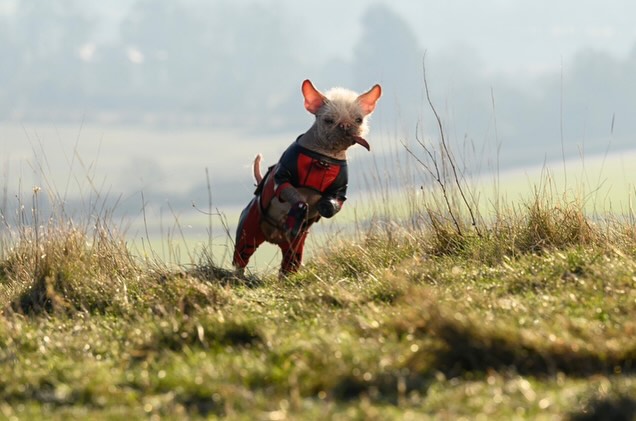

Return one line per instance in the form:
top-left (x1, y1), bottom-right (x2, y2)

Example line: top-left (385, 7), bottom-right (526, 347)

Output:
top-left (302, 79), bottom-right (326, 115)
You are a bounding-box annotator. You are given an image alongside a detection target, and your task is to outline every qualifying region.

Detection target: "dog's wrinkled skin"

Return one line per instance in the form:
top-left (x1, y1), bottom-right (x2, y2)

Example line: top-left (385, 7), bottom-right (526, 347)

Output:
top-left (233, 79), bottom-right (382, 276)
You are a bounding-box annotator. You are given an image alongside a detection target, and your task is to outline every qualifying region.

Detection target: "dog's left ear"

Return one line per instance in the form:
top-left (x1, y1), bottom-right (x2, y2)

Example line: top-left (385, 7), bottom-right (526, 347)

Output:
top-left (357, 84), bottom-right (382, 115)
top-left (302, 79), bottom-right (327, 115)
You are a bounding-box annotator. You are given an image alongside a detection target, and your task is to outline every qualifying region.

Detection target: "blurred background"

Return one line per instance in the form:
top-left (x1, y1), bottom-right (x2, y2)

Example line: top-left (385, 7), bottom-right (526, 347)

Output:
top-left (1, 0), bottom-right (635, 263)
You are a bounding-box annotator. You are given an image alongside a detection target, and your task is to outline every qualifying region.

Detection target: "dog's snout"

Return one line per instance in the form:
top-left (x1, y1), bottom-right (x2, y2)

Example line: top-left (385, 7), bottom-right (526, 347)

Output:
top-left (338, 123), bottom-right (354, 134)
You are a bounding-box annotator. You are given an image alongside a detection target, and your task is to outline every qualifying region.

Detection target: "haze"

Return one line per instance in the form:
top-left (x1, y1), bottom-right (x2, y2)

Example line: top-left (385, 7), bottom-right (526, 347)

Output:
top-left (1, 0), bottom-right (635, 238)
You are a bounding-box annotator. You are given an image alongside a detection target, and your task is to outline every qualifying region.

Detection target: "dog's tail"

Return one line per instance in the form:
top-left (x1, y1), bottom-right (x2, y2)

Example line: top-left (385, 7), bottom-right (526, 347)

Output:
top-left (253, 154), bottom-right (263, 184)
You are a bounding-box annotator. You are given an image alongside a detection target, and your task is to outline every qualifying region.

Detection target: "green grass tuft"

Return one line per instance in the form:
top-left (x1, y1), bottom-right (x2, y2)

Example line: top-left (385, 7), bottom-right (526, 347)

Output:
top-left (140, 312), bottom-right (264, 353)
top-left (2, 224), bottom-right (138, 315)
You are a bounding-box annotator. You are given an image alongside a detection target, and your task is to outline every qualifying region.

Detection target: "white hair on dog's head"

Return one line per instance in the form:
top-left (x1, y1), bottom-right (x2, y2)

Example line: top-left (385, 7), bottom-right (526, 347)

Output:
top-left (323, 87), bottom-right (371, 136)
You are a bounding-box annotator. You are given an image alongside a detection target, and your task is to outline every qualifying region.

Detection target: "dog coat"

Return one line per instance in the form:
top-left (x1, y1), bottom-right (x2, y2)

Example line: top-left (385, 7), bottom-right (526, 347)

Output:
top-left (233, 137), bottom-right (348, 274)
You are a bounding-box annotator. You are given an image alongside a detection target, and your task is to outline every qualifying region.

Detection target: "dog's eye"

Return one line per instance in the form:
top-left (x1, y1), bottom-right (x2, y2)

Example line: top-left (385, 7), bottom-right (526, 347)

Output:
top-left (355, 117), bottom-right (363, 124)
top-left (324, 117), bottom-right (335, 125)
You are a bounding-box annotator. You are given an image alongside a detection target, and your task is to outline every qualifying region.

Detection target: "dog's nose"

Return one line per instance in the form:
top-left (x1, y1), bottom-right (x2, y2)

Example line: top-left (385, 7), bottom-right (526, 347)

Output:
top-left (338, 123), bottom-right (350, 130)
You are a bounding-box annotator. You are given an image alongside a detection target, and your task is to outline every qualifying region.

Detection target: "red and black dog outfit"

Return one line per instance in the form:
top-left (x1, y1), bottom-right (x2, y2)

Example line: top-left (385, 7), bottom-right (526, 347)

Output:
top-left (233, 137), bottom-right (348, 274)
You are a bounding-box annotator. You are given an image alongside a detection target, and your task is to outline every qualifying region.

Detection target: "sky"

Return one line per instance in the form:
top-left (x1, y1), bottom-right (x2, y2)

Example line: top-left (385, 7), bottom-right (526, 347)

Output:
top-left (281, 0), bottom-right (636, 76)
top-left (7, 0), bottom-right (630, 75)
top-left (392, 1), bottom-right (636, 75)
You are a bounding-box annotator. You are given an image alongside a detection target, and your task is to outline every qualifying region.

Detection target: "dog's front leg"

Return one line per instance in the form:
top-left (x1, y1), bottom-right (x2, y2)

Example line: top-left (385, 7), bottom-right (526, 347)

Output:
top-left (278, 186), bottom-right (309, 239)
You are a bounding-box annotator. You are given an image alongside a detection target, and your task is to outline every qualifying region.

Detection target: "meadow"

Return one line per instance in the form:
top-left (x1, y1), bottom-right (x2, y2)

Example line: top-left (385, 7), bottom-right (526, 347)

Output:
top-left (1, 130), bottom-right (635, 421)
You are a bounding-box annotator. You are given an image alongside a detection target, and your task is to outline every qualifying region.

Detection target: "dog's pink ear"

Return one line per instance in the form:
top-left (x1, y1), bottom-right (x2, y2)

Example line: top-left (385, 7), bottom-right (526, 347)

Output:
top-left (357, 84), bottom-right (382, 115)
top-left (302, 79), bottom-right (326, 115)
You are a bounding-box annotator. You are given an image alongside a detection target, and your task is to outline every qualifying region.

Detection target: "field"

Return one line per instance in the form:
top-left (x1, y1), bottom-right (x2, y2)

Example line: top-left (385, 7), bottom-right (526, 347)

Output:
top-left (1, 151), bottom-right (636, 421)
top-left (2, 112), bottom-right (636, 420)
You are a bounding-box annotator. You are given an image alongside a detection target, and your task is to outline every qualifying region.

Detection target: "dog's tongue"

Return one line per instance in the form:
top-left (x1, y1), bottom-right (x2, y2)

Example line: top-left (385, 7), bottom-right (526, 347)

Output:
top-left (353, 136), bottom-right (370, 151)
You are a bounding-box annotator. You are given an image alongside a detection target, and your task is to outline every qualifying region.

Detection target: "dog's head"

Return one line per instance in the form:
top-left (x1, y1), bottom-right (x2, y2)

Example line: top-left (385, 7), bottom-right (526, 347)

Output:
top-left (302, 79), bottom-right (382, 153)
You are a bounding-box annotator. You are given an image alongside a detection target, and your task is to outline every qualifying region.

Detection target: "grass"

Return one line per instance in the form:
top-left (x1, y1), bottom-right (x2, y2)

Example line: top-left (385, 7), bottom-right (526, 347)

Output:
top-left (0, 177), bottom-right (635, 420)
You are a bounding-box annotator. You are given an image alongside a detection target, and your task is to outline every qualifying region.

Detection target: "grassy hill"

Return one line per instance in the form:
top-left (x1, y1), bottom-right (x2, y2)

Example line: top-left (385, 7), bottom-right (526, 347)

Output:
top-left (0, 174), bottom-right (635, 420)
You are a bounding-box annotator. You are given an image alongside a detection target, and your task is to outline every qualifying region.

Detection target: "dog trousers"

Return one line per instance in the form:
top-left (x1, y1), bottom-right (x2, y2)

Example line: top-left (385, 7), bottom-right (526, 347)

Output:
top-left (232, 197), bottom-right (308, 274)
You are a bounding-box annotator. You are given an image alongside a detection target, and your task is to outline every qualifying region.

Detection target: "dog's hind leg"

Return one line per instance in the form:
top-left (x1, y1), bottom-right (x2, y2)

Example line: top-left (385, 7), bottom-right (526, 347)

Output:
top-left (233, 198), bottom-right (265, 271)
top-left (278, 230), bottom-right (309, 275)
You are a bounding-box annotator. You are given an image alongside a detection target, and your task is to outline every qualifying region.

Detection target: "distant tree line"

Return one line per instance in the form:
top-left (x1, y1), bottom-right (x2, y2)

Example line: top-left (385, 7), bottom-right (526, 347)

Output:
top-left (0, 0), bottom-right (299, 126)
top-left (0, 1), bottom-right (424, 129)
